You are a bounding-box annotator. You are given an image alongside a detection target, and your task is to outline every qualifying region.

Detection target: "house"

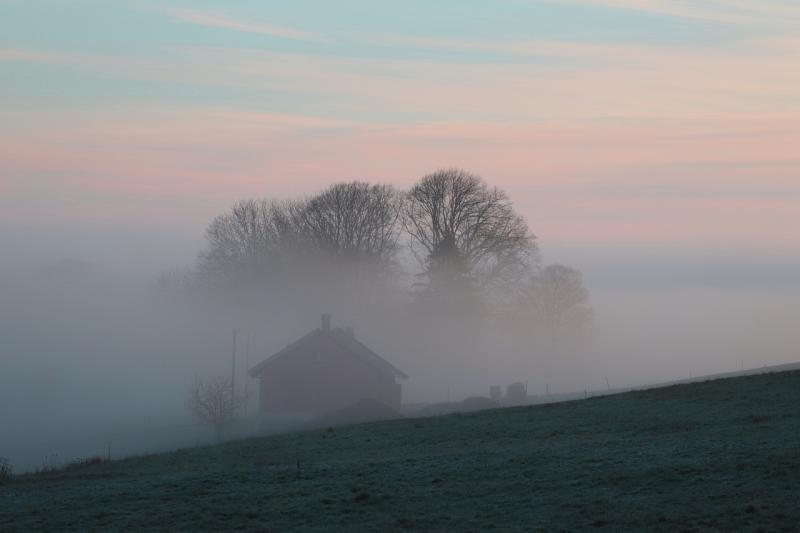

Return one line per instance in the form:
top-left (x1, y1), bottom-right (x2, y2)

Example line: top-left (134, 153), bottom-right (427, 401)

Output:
top-left (248, 314), bottom-right (407, 415)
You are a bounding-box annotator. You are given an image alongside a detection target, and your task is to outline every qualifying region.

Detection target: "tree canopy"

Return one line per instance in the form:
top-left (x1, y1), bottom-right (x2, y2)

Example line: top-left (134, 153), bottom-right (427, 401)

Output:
top-left (403, 169), bottom-right (536, 308)
top-left (174, 169), bottom-right (589, 332)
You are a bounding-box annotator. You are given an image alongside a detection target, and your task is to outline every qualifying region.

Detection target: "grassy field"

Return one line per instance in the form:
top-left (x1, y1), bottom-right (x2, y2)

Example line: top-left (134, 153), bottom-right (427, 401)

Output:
top-left (2, 371), bottom-right (800, 531)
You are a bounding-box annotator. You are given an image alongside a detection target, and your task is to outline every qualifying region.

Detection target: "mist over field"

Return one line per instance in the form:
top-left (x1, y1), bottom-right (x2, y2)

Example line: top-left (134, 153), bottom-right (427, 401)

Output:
top-left (2, 206), bottom-right (798, 472)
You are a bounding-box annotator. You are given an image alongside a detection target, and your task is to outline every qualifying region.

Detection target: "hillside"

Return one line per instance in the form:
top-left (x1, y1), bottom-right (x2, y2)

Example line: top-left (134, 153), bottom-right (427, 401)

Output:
top-left (2, 371), bottom-right (800, 531)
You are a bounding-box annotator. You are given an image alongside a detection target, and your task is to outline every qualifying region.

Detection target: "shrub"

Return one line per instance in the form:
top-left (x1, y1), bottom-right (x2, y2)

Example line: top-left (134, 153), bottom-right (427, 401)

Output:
top-left (0, 457), bottom-right (12, 484)
top-left (37, 454), bottom-right (61, 475)
top-left (76, 456), bottom-right (105, 467)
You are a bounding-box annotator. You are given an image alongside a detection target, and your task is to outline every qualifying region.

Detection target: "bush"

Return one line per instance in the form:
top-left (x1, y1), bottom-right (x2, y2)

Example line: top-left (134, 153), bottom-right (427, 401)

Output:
top-left (0, 457), bottom-right (12, 484)
top-left (75, 456), bottom-right (105, 467)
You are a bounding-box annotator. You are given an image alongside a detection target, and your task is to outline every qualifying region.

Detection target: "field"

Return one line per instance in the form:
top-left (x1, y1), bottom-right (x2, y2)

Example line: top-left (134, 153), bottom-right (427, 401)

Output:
top-left (2, 371), bottom-right (800, 531)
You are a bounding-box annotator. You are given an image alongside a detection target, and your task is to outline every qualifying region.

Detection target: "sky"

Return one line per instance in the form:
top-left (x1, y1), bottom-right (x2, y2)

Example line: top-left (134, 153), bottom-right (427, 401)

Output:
top-left (1, 0), bottom-right (799, 277)
top-left (2, 2), bottom-right (800, 469)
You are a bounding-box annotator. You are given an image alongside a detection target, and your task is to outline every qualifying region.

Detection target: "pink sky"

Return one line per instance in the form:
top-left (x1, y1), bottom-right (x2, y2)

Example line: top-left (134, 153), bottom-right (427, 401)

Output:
top-left (3, 108), bottom-right (797, 251)
top-left (1, 1), bottom-right (799, 267)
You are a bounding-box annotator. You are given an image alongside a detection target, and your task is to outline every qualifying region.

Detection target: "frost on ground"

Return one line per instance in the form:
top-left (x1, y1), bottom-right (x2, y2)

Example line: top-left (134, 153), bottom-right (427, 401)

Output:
top-left (1, 371), bottom-right (799, 531)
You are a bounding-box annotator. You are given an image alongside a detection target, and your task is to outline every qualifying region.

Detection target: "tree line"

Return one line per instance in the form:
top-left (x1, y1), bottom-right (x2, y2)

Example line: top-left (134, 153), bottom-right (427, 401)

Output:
top-left (162, 168), bottom-right (591, 334)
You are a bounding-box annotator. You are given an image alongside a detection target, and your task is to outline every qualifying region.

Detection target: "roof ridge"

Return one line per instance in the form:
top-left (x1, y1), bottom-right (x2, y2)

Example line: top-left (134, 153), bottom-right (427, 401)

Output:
top-left (248, 327), bottom-right (407, 379)
top-left (247, 329), bottom-right (321, 377)
top-left (329, 330), bottom-right (408, 379)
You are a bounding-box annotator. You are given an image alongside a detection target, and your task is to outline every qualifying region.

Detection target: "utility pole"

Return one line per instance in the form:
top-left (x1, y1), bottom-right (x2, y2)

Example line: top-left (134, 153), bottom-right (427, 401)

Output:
top-left (244, 330), bottom-right (250, 417)
top-left (231, 328), bottom-right (237, 404)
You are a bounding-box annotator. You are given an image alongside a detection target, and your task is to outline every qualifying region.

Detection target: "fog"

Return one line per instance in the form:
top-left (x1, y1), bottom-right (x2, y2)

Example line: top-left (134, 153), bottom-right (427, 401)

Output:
top-left (2, 213), bottom-right (799, 473)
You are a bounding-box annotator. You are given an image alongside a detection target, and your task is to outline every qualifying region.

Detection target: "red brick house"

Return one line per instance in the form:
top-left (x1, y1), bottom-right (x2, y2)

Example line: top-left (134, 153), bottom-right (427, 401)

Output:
top-left (248, 315), bottom-right (407, 414)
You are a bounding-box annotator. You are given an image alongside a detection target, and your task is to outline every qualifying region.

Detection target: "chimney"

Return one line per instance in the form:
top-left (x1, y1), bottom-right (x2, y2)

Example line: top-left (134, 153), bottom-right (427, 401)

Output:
top-left (321, 314), bottom-right (331, 331)
top-left (345, 327), bottom-right (355, 339)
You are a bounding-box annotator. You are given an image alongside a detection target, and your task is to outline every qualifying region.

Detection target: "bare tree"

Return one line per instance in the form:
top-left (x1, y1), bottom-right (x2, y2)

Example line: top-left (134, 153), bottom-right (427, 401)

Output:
top-left (187, 375), bottom-right (245, 441)
top-left (291, 182), bottom-right (402, 270)
top-left (529, 264), bottom-right (593, 335)
top-left (403, 168), bottom-right (536, 308)
top-left (196, 199), bottom-right (298, 287)
top-left (191, 173), bottom-right (537, 312)
top-left (195, 183), bottom-right (401, 292)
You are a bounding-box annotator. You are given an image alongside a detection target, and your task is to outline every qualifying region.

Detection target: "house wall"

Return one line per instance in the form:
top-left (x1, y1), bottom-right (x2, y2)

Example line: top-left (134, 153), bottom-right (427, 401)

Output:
top-left (257, 334), bottom-right (401, 414)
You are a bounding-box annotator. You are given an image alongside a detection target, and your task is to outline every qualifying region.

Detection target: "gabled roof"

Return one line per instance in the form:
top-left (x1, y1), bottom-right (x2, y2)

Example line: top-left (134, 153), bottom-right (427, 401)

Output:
top-left (329, 328), bottom-right (408, 379)
top-left (248, 327), bottom-right (408, 379)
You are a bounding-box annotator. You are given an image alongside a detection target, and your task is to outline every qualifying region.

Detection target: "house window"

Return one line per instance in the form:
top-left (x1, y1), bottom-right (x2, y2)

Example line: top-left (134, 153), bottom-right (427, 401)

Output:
top-left (313, 352), bottom-right (325, 363)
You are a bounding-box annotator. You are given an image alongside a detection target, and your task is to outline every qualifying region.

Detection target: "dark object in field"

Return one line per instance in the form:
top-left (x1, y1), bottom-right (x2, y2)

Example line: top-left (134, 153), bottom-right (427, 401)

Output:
top-left (505, 382), bottom-right (528, 405)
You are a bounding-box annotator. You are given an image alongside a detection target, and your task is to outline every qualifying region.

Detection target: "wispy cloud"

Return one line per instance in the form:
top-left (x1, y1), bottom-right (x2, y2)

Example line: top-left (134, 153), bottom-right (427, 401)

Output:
top-left (351, 29), bottom-right (800, 67)
top-left (4, 35), bottom-right (798, 123)
top-left (351, 33), bottom-right (581, 59)
top-left (158, 8), bottom-right (328, 43)
top-left (558, 0), bottom-right (800, 26)
top-left (2, 1), bottom-right (798, 249)
top-left (4, 108), bottom-right (798, 245)
top-left (185, 36), bottom-right (800, 121)
top-left (0, 48), bottom-right (90, 64)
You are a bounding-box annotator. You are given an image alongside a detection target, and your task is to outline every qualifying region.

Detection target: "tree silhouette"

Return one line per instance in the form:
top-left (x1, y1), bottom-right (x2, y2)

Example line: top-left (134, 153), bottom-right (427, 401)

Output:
top-left (530, 264), bottom-right (593, 335)
top-left (403, 168), bottom-right (536, 310)
top-left (187, 375), bottom-right (245, 441)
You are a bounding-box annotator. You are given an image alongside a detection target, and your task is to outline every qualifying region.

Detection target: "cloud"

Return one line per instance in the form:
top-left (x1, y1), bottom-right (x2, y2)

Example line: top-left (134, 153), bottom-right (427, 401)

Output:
top-left (158, 8), bottom-right (328, 43)
top-left (556, 0), bottom-right (800, 26)
top-left (0, 48), bottom-right (91, 65)
top-left (3, 36), bottom-right (799, 124)
top-left (4, 22), bottom-right (800, 127)
top-left (3, 108), bottom-right (798, 243)
top-left (176, 38), bottom-right (800, 121)
top-left (350, 33), bottom-right (567, 58)
top-left (2, 3), bottom-right (799, 247)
